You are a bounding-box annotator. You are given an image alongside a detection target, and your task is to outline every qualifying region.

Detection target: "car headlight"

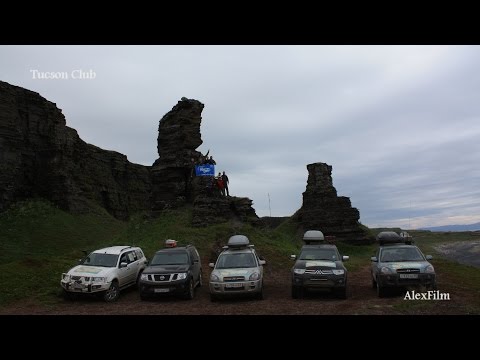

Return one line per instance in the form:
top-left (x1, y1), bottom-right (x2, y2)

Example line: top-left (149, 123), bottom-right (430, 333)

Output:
top-left (249, 272), bottom-right (260, 281)
top-left (177, 273), bottom-right (187, 280)
top-left (62, 273), bottom-right (70, 281)
top-left (293, 269), bottom-right (305, 275)
top-left (332, 269), bottom-right (345, 275)
top-left (424, 265), bottom-right (435, 274)
top-left (140, 273), bottom-right (148, 280)
top-left (210, 274), bottom-right (220, 282)
top-left (380, 266), bottom-right (394, 274)
top-left (91, 277), bottom-right (106, 283)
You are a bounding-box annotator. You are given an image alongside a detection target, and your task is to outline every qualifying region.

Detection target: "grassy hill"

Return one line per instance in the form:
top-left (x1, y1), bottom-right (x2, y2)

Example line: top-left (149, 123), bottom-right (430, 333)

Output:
top-left (1, 200), bottom-right (480, 313)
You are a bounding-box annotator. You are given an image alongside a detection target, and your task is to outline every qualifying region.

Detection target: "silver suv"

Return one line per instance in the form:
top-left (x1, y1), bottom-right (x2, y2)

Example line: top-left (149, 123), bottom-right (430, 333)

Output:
top-left (371, 242), bottom-right (436, 297)
top-left (209, 235), bottom-right (266, 301)
top-left (61, 246), bottom-right (147, 302)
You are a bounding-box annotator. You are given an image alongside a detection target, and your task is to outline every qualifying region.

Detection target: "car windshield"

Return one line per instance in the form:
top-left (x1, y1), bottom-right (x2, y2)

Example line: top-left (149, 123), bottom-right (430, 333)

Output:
top-left (216, 253), bottom-right (257, 269)
top-left (380, 247), bottom-right (424, 262)
top-left (150, 252), bottom-right (189, 266)
top-left (82, 253), bottom-right (118, 267)
top-left (299, 249), bottom-right (337, 261)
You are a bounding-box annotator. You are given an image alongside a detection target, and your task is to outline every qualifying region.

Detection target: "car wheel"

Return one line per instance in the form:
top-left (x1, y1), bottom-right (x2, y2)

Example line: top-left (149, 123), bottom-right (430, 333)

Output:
top-left (184, 279), bottom-right (195, 300)
top-left (62, 289), bottom-right (77, 301)
top-left (377, 281), bottom-right (387, 298)
top-left (372, 274), bottom-right (377, 289)
top-left (210, 294), bottom-right (218, 302)
top-left (103, 281), bottom-right (120, 302)
top-left (292, 286), bottom-right (303, 299)
top-left (256, 287), bottom-right (264, 300)
top-left (135, 271), bottom-right (143, 289)
top-left (197, 270), bottom-right (203, 288)
top-left (140, 293), bottom-right (149, 301)
top-left (337, 285), bottom-right (347, 299)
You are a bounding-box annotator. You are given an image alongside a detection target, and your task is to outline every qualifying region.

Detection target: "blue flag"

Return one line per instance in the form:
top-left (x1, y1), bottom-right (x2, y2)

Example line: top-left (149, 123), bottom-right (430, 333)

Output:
top-left (195, 164), bottom-right (215, 176)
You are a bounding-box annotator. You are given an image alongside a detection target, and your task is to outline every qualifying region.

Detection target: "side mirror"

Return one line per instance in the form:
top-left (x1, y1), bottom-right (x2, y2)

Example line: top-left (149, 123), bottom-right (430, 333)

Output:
top-left (425, 255), bottom-right (433, 260)
top-left (209, 262), bottom-right (215, 268)
top-left (144, 260), bottom-right (149, 265)
top-left (342, 255), bottom-right (349, 262)
top-left (259, 260), bottom-right (266, 266)
top-left (290, 255), bottom-right (296, 260)
top-left (120, 262), bottom-right (128, 268)
top-left (371, 257), bottom-right (378, 262)
top-left (78, 259), bottom-right (83, 264)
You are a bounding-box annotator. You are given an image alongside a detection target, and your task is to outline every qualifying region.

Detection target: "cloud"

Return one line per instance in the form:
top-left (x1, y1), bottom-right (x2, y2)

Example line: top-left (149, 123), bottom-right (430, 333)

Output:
top-left (1, 45), bottom-right (479, 229)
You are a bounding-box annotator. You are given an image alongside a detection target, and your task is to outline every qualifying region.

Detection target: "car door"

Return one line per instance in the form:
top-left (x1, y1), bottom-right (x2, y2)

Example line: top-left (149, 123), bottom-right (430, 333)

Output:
top-left (372, 248), bottom-right (380, 281)
top-left (118, 251), bottom-right (138, 287)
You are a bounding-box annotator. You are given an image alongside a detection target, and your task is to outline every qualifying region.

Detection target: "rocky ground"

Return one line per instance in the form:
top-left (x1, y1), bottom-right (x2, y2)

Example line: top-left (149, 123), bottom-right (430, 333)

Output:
top-left (435, 241), bottom-right (480, 268)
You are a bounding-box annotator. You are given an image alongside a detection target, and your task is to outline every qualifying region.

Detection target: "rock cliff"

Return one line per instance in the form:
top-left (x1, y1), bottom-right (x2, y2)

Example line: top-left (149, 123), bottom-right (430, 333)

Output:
top-left (295, 162), bottom-right (369, 241)
top-left (0, 81), bottom-right (258, 225)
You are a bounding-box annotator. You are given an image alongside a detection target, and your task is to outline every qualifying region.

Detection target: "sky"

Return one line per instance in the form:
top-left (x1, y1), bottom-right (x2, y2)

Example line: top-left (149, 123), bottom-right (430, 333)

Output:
top-left (1, 45), bottom-right (479, 229)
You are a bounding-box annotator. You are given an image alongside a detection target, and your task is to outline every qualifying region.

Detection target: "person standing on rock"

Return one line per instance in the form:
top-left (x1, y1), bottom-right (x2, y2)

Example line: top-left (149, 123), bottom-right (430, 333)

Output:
top-left (222, 171), bottom-right (230, 197)
top-left (216, 172), bottom-right (225, 196)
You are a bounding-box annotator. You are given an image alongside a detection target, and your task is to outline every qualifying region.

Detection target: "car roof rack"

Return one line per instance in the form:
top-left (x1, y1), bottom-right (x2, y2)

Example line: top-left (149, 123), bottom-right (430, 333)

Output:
top-left (303, 230), bottom-right (325, 245)
top-left (376, 231), bottom-right (414, 245)
top-left (225, 235), bottom-right (252, 249)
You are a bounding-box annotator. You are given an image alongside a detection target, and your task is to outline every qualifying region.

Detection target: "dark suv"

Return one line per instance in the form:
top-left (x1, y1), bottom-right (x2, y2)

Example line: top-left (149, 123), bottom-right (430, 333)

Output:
top-left (138, 244), bottom-right (202, 300)
top-left (291, 230), bottom-right (349, 299)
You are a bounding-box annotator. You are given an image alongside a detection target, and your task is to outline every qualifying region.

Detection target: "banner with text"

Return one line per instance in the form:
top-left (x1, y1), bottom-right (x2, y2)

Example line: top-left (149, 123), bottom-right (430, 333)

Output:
top-left (195, 164), bottom-right (215, 176)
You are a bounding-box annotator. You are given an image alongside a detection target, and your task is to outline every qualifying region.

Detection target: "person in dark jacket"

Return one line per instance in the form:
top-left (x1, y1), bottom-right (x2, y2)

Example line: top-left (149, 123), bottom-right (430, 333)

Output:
top-left (222, 171), bottom-right (230, 196)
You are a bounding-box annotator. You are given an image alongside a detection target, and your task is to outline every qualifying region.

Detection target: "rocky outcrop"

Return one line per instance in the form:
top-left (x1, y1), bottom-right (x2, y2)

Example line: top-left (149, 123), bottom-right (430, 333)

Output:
top-left (296, 162), bottom-right (369, 241)
top-left (151, 98), bottom-right (204, 210)
top-left (0, 81), bottom-right (258, 225)
top-left (0, 80), bottom-right (151, 219)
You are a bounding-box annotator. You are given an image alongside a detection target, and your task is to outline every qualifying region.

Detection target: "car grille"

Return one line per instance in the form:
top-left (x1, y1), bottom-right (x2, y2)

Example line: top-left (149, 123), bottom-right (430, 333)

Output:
top-left (71, 276), bottom-right (90, 282)
top-left (153, 274), bottom-right (171, 281)
top-left (396, 268), bottom-right (420, 274)
top-left (224, 276), bottom-right (245, 282)
top-left (304, 269), bottom-right (333, 275)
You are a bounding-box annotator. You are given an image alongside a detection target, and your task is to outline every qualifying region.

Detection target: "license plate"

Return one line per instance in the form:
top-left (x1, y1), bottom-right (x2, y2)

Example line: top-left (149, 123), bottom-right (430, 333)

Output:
top-left (154, 288), bottom-right (169, 293)
top-left (225, 283), bottom-right (243, 288)
top-left (400, 274), bottom-right (418, 279)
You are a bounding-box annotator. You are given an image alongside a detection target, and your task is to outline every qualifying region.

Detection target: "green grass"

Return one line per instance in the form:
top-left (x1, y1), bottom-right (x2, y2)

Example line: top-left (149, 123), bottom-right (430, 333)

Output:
top-left (1, 200), bottom-right (480, 313)
top-left (0, 200), bottom-right (125, 306)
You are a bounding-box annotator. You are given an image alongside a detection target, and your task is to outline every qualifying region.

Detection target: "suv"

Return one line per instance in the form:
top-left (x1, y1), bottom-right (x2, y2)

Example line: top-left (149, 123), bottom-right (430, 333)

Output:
top-left (209, 235), bottom-right (265, 301)
top-left (61, 246), bottom-right (147, 302)
top-left (371, 240), bottom-right (436, 298)
top-left (138, 242), bottom-right (202, 300)
top-left (291, 230), bottom-right (349, 299)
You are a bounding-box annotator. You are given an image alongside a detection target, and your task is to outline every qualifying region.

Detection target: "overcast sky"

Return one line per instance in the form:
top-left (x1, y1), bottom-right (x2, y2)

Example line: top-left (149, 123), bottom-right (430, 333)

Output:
top-left (1, 45), bottom-right (479, 229)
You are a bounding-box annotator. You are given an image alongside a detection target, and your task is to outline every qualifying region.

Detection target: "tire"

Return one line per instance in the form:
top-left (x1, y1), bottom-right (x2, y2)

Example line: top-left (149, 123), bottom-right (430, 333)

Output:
top-left (135, 271), bottom-right (143, 289)
top-left (140, 293), bottom-right (149, 301)
top-left (63, 289), bottom-right (77, 301)
top-left (210, 294), bottom-right (218, 302)
top-left (197, 270), bottom-right (203, 288)
top-left (377, 281), bottom-right (387, 298)
top-left (183, 279), bottom-right (195, 300)
top-left (336, 286), bottom-right (347, 299)
top-left (103, 281), bottom-right (120, 302)
top-left (372, 274), bottom-right (377, 289)
top-left (256, 287), bottom-right (264, 300)
top-left (292, 286), bottom-right (303, 299)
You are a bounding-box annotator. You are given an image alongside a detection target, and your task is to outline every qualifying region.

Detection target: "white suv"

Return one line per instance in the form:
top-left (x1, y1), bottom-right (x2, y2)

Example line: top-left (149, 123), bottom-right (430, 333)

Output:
top-left (61, 246), bottom-right (147, 302)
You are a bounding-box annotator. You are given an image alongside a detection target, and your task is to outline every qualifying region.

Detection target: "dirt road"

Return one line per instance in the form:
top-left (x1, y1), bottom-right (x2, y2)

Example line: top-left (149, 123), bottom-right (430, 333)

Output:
top-left (1, 263), bottom-right (477, 315)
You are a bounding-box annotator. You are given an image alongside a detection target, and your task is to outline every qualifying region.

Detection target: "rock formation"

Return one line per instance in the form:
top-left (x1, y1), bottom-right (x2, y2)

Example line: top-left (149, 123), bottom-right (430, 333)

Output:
top-left (0, 81), bottom-right (258, 225)
top-left (0, 81), bottom-right (151, 219)
top-left (296, 162), bottom-right (369, 241)
top-left (151, 98), bottom-right (204, 210)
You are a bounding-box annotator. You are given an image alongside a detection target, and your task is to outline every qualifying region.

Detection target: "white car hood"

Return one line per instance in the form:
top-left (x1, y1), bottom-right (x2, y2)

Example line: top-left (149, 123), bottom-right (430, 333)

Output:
top-left (68, 265), bottom-right (113, 277)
